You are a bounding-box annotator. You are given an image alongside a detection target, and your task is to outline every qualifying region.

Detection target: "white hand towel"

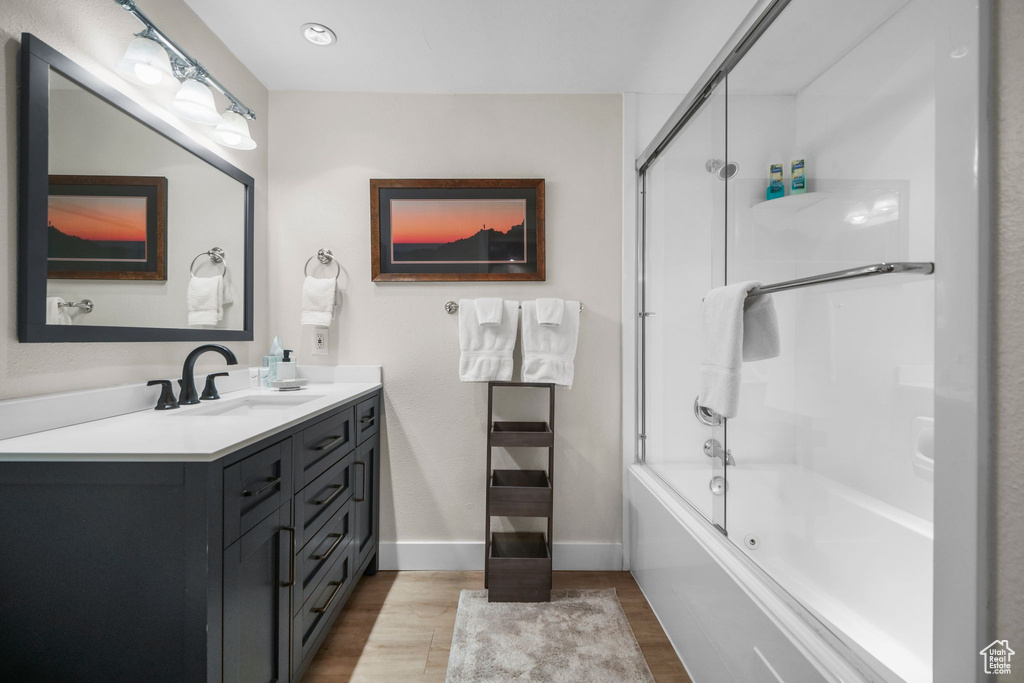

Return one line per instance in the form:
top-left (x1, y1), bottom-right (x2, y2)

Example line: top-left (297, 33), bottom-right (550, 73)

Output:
top-left (46, 297), bottom-right (72, 325)
top-left (301, 276), bottom-right (337, 327)
top-left (697, 281), bottom-right (780, 419)
top-left (475, 298), bottom-right (503, 326)
top-left (187, 275), bottom-right (222, 327)
top-left (521, 300), bottom-right (580, 388)
top-left (458, 299), bottom-right (519, 382)
top-left (536, 298), bottom-right (564, 326)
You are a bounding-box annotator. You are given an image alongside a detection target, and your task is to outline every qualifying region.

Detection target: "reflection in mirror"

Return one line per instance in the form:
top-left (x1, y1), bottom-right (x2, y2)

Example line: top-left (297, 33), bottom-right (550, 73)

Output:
top-left (45, 70), bottom-right (246, 330)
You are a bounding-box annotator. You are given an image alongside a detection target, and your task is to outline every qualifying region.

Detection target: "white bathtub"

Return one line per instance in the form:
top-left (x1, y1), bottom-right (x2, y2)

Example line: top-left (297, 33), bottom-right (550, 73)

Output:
top-left (636, 463), bottom-right (933, 682)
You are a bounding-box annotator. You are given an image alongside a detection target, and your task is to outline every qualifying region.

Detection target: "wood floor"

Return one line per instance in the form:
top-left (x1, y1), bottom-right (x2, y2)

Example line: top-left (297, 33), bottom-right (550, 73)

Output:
top-left (303, 570), bottom-right (690, 682)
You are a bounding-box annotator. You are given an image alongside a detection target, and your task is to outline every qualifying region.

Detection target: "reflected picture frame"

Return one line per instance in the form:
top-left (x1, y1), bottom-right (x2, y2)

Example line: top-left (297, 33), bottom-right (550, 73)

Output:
top-left (47, 175), bottom-right (167, 281)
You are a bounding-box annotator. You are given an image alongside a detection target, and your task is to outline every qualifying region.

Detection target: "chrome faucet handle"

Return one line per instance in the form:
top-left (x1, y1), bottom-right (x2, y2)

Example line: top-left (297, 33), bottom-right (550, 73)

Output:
top-left (201, 372), bottom-right (230, 401)
top-left (147, 380), bottom-right (179, 411)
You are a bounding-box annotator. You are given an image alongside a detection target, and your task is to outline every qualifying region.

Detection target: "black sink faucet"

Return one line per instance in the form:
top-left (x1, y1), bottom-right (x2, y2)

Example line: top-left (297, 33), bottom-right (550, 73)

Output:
top-left (179, 344), bottom-right (238, 405)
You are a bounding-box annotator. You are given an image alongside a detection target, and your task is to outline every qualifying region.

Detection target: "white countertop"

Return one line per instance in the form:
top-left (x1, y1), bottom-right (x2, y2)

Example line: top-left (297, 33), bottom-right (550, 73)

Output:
top-left (0, 382), bottom-right (381, 462)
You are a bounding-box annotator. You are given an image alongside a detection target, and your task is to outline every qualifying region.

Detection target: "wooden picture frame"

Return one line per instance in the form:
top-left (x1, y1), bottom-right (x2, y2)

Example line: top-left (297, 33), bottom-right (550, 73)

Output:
top-left (370, 179), bottom-right (545, 281)
top-left (47, 174), bottom-right (167, 281)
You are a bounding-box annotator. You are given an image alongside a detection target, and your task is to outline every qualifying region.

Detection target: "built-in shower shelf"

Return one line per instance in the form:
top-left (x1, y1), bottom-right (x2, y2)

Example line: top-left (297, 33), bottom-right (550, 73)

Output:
top-left (489, 470), bottom-right (552, 517)
top-left (490, 421), bottom-right (554, 447)
top-left (751, 191), bottom-right (830, 216)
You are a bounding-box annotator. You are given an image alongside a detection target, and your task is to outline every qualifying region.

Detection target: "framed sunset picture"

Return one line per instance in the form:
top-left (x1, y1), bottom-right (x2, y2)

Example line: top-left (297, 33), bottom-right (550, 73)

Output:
top-left (370, 179), bottom-right (544, 281)
top-left (47, 175), bottom-right (166, 280)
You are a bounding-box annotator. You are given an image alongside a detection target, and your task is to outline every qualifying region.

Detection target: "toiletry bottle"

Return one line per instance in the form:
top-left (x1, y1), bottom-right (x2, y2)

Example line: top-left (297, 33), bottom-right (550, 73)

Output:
top-left (277, 350), bottom-right (296, 380)
top-left (767, 163), bottom-right (785, 200)
top-left (791, 159), bottom-right (806, 194)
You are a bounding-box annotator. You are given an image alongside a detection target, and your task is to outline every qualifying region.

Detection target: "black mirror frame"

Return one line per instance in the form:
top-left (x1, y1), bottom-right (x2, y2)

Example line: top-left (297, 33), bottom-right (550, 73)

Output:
top-left (17, 33), bottom-right (255, 343)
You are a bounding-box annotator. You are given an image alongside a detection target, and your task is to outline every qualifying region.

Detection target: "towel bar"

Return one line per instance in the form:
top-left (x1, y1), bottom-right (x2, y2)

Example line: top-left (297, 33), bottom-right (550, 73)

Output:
top-left (746, 262), bottom-right (934, 297)
top-left (445, 300), bottom-right (583, 314)
top-left (58, 299), bottom-right (94, 313)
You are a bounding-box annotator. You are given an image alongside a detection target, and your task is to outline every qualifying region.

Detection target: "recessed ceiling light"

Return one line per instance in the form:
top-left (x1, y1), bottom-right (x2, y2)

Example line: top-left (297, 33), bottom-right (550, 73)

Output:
top-left (301, 23), bottom-right (337, 46)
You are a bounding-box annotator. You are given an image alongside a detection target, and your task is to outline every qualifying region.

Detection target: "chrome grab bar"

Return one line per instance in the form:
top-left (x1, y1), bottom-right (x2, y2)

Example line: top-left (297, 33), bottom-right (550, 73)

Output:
top-left (747, 262), bottom-right (934, 297)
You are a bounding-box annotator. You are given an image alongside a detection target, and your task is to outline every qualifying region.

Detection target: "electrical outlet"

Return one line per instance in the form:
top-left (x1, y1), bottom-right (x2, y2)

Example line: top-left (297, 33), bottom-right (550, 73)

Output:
top-left (312, 329), bottom-right (328, 355)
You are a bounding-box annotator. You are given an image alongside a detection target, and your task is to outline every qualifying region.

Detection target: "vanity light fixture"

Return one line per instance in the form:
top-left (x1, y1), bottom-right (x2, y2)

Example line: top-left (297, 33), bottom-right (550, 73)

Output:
top-left (116, 32), bottom-right (174, 87)
top-left (301, 23), bottom-right (337, 46)
top-left (211, 109), bottom-right (257, 150)
top-left (114, 0), bottom-right (257, 148)
top-left (169, 77), bottom-right (222, 125)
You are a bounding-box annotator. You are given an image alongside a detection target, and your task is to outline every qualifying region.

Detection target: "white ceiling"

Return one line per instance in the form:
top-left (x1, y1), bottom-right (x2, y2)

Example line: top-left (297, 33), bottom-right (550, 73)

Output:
top-left (182, 0), bottom-right (757, 94)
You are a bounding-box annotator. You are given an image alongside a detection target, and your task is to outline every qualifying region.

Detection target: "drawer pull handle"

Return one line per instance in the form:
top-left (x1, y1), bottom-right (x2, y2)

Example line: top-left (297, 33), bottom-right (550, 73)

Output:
top-left (312, 579), bottom-right (344, 614)
top-left (243, 476), bottom-right (281, 497)
top-left (360, 416), bottom-right (375, 425)
top-left (312, 533), bottom-right (345, 561)
top-left (314, 434), bottom-right (349, 452)
top-left (282, 526), bottom-right (296, 587)
top-left (354, 461), bottom-right (366, 503)
top-left (315, 484), bottom-right (345, 507)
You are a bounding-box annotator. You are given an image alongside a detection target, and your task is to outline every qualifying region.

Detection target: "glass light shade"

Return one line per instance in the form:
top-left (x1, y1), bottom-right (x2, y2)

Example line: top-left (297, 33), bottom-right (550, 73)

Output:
top-left (211, 111), bottom-right (257, 150)
top-left (116, 36), bottom-right (174, 87)
top-left (169, 78), bottom-right (222, 126)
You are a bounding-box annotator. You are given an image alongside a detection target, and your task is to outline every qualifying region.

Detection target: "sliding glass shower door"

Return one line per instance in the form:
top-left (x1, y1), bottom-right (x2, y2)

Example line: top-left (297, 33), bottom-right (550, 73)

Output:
top-left (640, 80), bottom-right (727, 527)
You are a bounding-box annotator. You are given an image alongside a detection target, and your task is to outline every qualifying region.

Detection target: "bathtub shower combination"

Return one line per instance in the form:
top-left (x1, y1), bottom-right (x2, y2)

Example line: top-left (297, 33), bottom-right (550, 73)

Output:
top-left (626, 0), bottom-right (979, 681)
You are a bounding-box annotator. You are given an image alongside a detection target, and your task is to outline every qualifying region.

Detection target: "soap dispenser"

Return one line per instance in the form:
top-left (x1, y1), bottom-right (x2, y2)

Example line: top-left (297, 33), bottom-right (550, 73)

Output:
top-left (277, 350), bottom-right (296, 380)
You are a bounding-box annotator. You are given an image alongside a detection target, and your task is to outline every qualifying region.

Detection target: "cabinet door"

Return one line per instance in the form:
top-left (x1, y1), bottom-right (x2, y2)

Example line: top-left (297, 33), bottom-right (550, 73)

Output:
top-left (353, 433), bottom-right (379, 570)
top-left (223, 505), bottom-right (292, 683)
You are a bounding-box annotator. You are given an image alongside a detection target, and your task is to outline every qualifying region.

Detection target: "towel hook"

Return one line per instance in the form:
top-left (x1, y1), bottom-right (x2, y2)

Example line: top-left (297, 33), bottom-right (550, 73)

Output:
top-left (190, 247), bottom-right (227, 277)
top-left (305, 248), bottom-right (340, 280)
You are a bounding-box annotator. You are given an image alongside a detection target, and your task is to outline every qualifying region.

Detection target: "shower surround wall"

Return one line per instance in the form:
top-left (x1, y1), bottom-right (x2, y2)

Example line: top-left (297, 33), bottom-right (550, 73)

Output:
top-left (0, 0), bottom-right (270, 399)
top-left (268, 93), bottom-right (624, 568)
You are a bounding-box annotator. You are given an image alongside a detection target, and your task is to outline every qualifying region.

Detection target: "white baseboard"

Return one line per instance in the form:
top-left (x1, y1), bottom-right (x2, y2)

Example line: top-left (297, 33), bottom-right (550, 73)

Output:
top-left (378, 541), bottom-right (624, 571)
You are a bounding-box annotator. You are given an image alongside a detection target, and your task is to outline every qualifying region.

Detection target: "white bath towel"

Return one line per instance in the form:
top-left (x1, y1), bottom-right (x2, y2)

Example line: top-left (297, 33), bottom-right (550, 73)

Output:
top-left (475, 298), bottom-right (504, 326)
top-left (697, 281), bottom-right (780, 419)
top-left (536, 298), bottom-right (565, 326)
top-left (46, 297), bottom-right (72, 325)
top-left (521, 300), bottom-right (580, 388)
top-left (301, 276), bottom-right (337, 327)
top-left (187, 275), bottom-right (223, 327)
top-left (458, 299), bottom-right (519, 382)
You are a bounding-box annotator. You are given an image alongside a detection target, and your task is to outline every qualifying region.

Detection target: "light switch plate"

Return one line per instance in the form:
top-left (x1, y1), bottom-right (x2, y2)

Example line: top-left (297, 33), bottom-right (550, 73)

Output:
top-left (312, 329), bottom-right (328, 355)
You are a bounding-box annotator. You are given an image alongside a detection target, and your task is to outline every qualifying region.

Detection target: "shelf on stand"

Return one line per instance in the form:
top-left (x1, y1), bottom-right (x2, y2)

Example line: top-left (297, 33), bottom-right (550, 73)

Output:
top-left (487, 532), bottom-right (552, 603)
top-left (489, 470), bottom-right (552, 517)
top-left (490, 421), bottom-right (554, 448)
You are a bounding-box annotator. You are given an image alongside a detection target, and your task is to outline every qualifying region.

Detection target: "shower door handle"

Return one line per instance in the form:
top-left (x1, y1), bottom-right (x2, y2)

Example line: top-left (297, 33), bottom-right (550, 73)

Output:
top-left (693, 396), bottom-right (722, 426)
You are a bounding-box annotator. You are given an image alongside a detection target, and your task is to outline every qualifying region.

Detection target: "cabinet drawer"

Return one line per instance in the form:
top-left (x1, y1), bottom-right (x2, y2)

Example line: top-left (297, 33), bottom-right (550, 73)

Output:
top-left (295, 407), bottom-right (355, 492)
top-left (224, 440), bottom-right (292, 547)
top-left (295, 450), bottom-right (354, 549)
top-left (294, 498), bottom-right (354, 612)
top-left (294, 543), bottom-right (355, 666)
top-left (355, 394), bottom-right (380, 444)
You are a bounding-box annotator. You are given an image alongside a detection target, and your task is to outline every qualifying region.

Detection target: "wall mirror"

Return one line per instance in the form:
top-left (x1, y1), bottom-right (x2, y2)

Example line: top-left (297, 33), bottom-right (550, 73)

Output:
top-left (18, 34), bottom-right (254, 342)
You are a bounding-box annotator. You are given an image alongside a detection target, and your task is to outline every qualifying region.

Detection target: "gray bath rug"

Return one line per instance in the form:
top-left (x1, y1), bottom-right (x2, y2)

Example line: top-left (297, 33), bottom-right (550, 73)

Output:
top-left (445, 589), bottom-right (656, 682)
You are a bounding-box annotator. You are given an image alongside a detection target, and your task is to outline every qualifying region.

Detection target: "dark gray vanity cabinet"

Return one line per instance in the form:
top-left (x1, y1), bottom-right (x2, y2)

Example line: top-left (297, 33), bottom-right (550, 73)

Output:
top-left (0, 389), bottom-right (381, 683)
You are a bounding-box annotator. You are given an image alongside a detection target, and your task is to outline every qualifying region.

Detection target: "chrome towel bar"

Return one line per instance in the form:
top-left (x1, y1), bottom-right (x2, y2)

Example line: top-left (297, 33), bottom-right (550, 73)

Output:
top-left (445, 300), bottom-right (584, 314)
top-left (58, 299), bottom-right (94, 313)
top-left (747, 262), bottom-right (934, 297)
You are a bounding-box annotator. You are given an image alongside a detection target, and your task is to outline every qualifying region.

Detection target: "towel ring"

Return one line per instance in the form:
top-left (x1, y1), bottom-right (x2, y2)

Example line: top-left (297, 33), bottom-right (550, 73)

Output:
top-left (305, 248), bottom-right (340, 280)
top-left (190, 247), bottom-right (226, 277)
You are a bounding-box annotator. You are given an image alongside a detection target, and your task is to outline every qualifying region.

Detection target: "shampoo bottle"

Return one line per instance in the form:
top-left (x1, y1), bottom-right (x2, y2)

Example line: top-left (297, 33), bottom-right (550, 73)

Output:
top-left (791, 159), bottom-right (806, 194)
top-left (767, 163), bottom-right (785, 200)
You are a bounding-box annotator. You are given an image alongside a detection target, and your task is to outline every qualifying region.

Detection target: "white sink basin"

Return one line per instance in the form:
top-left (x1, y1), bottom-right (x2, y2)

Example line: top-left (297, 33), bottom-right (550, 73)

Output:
top-left (178, 394), bottom-right (316, 417)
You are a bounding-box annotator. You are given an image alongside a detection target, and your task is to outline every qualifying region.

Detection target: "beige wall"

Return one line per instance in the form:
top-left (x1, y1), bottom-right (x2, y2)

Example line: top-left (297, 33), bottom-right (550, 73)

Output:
top-left (995, 0), bottom-right (1024, 651)
top-left (268, 93), bottom-right (623, 547)
top-left (0, 0), bottom-right (268, 399)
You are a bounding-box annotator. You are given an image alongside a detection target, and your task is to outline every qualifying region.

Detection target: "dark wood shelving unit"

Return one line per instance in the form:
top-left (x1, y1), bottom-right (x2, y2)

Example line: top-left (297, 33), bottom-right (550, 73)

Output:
top-left (485, 381), bottom-right (555, 603)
